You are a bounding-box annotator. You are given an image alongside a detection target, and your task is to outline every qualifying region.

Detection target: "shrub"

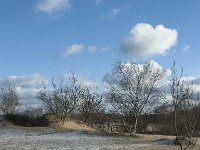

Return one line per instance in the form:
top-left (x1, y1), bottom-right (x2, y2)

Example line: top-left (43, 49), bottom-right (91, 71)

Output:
top-left (3, 113), bottom-right (50, 127)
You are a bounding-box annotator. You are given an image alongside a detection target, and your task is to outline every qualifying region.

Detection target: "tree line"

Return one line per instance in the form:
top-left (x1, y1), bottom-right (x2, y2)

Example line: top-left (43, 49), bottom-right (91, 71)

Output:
top-left (0, 60), bottom-right (200, 150)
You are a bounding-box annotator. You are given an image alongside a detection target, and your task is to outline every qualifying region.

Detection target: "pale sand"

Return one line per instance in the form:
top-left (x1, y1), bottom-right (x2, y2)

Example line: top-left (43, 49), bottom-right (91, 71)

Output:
top-left (1, 120), bottom-right (200, 150)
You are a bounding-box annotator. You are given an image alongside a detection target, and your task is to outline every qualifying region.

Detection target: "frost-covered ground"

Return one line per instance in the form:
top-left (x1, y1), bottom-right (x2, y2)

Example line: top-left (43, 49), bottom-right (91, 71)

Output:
top-left (0, 128), bottom-right (193, 150)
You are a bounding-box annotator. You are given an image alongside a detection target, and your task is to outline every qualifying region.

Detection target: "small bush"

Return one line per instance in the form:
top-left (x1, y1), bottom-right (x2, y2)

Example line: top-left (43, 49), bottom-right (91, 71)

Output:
top-left (3, 113), bottom-right (50, 127)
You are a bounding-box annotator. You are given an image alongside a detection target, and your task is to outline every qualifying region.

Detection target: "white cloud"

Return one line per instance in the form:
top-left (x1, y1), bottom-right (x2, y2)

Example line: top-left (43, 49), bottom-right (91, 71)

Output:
top-left (88, 46), bottom-right (96, 53)
top-left (106, 8), bottom-right (121, 18)
top-left (182, 45), bottom-right (191, 52)
top-left (36, 0), bottom-right (70, 17)
top-left (79, 77), bottom-right (97, 88)
top-left (62, 44), bottom-right (109, 58)
top-left (62, 44), bottom-right (85, 58)
top-left (2, 74), bottom-right (47, 88)
top-left (148, 60), bottom-right (163, 71)
top-left (101, 47), bottom-right (110, 51)
top-left (110, 8), bottom-right (121, 17)
top-left (121, 23), bottom-right (178, 57)
top-left (16, 87), bottom-right (40, 100)
top-left (103, 60), bottom-right (200, 100)
top-left (103, 60), bottom-right (164, 85)
top-left (176, 77), bottom-right (200, 94)
top-left (181, 76), bottom-right (195, 82)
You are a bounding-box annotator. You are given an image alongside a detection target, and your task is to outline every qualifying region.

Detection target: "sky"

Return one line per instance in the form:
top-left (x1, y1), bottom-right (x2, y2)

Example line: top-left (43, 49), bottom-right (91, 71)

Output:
top-left (0, 0), bottom-right (200, 107)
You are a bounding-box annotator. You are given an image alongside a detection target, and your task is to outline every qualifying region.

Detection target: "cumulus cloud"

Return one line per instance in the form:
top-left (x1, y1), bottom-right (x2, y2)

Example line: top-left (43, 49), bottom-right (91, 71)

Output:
top-left (148, 60), bottom-right (164, 71)
top-left (2, 74), bottom-right (47, 88)
top-left (103, 60), bottom-right (200, 102)
top-left (62, 44), bottom-right (85, 58)
top-left (103, 60), bottom-right (198, 94)
top-left (103, 60), bottom-right (164, 85)
top-left (121, 23), bottom-right (178, 57)
top-left (0, 74), bottom-right (48, 107)
top-left (36, 0), bottom-right (71, 17)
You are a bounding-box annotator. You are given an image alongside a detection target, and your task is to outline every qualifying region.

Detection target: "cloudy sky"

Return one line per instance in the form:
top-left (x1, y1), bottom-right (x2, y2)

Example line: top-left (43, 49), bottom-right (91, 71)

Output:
top-left (0, 0), bottom-right (200, 107)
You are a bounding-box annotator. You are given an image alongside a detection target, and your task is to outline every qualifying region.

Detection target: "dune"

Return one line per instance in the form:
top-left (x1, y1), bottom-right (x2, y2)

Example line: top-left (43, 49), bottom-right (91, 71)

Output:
top-left (54, 120), bottom-right (95, 132)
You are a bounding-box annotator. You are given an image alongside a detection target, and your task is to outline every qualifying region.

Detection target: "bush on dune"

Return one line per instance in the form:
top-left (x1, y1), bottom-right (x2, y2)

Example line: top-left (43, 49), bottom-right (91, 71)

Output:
top-left (3, 113), bottom-right (50, 127)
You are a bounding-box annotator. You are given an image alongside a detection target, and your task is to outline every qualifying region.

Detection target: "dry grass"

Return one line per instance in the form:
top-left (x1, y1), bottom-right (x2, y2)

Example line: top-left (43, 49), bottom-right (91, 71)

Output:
top-left (53, 120), bottom-right (95, 132)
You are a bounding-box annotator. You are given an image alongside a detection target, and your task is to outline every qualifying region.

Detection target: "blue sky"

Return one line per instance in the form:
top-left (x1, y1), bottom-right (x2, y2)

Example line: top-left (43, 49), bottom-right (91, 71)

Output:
top-left (0, 0), bottom-right (200, 107)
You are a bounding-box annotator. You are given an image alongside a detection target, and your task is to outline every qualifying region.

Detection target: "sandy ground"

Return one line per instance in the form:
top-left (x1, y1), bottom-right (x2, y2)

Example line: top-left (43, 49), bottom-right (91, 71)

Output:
top-left (0, 127), bottom-right (186, 150)
top-left (0, 120), bottom-right (200, 150)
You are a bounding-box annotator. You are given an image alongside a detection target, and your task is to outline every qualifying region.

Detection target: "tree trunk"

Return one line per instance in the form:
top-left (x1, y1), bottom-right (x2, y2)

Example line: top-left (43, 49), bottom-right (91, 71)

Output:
top-left (130, 117), bottom-right (138, 135)
top-left (174, 111), bottom-right (178, 137)
top-left (83, 110), bottom-right (89, 123)
top-left (174, 111), bottom-right (183, 150)
top-left (133, 117), bottom-right (138, 135)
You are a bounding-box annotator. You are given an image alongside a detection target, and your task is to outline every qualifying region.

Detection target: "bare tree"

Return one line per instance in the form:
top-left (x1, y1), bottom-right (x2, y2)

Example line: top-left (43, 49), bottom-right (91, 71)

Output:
top-left (106, 60), bottom-right (164, 135)
top-left (37, 73), bottom-right (82, 121)
top-left (168, 61), bottom-right (199, 150)
top-left (79, 84), bottom-right (104, 123)
top-left (0, 82), bottom-right (20, 114)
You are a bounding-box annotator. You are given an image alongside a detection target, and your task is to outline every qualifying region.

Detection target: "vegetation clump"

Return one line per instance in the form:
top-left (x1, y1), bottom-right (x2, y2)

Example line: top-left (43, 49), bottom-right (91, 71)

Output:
top-left (3, 113), bottom-right (49, 127)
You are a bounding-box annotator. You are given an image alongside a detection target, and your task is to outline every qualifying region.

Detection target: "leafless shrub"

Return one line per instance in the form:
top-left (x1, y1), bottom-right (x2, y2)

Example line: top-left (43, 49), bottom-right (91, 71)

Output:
top-left (78, 84), bottom-right (104, 123)
top-left (168, 61), bottom-right (199, 150)
top-left (0, 82), bottom-right (20, 114)
top-left (37, 73), bottom-right (82, 121)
